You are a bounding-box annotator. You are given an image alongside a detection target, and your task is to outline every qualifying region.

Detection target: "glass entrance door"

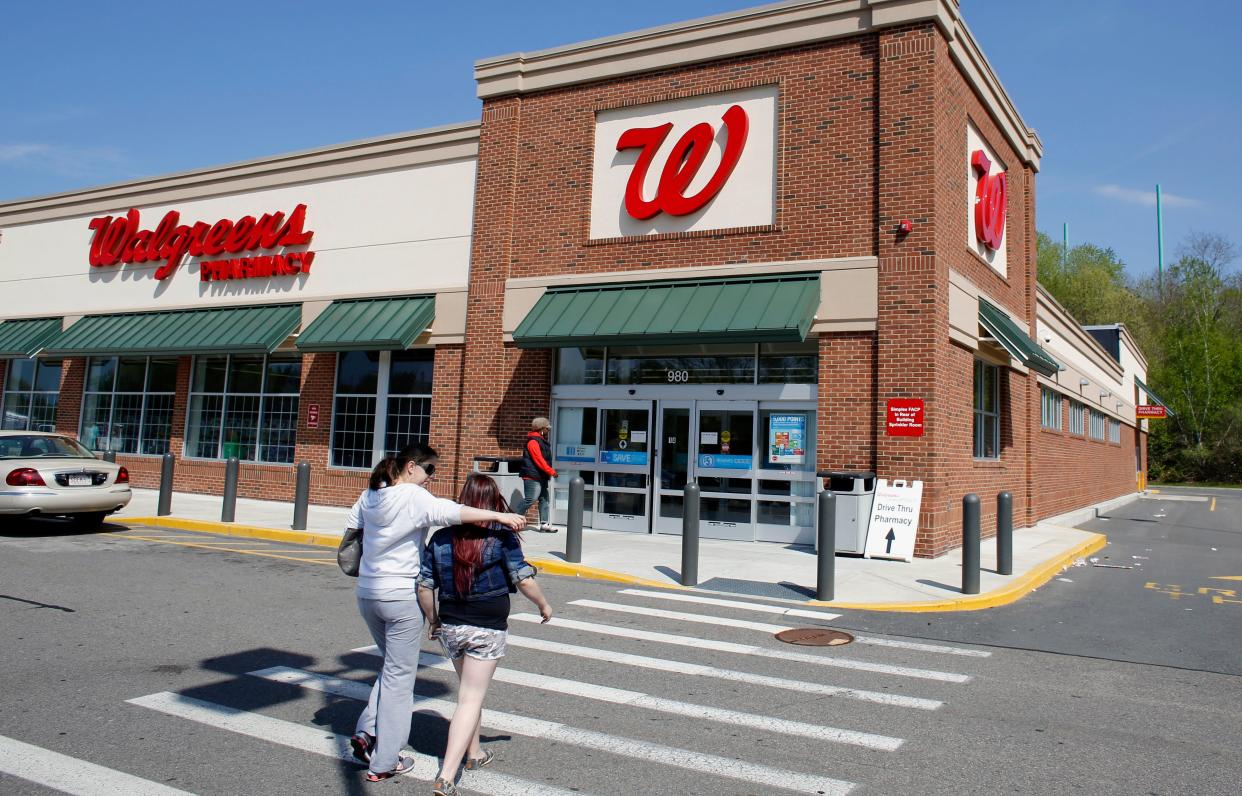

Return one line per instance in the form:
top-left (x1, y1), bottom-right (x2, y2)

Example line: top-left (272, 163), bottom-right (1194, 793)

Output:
top-left (694, 401), bottom-right (757, 541)
top-left (594, 403), bottom-right (652, 533)
top-left (653, 402), bottom-right (692, 534)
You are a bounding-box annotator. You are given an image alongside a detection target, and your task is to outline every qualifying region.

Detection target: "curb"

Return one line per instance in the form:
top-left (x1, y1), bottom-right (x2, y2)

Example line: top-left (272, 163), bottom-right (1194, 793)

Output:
top-left (119, 515), bottom-right (1105, 612)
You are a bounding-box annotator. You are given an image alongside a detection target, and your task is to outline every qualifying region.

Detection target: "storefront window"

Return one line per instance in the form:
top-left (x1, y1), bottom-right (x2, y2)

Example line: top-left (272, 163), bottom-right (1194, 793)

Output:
top-left (186, 354), bottom-right (301, 463)
top-left (973, 359), bottom-right (1000, 459)
top-left (555, 348), bottom-right (604, 385)
top-left (1, 359), bottom-right (61, 432)
top-left (758, 342), bottom-right (818, 383)
top-left (1039, 387), bottom-right (1062, 431)
top-left (1068, 399), bottom-right (1085, 435)
top-left (331, 350), bottom-right (434, 469)
top-left (554, 344), bottom-right (817, 386)
top-left (80, 357), bottom-right (177, 454)
top-left (606, 345), bottom-right (755, 385)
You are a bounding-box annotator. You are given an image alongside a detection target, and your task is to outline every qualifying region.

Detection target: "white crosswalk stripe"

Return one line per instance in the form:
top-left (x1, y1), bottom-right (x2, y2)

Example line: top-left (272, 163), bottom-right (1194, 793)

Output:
top-left (126, 692), bottom-right (585, 796)
top-left (514, 613), bottom-right (972, 682)
top-left (0, 733), bottom-right (196, 796)
top-left (354, 645), bottom-right (904, 750)
top-left (616, 590), bottom-right (992, 657)
top-left (353, 636), bottom-right (944, 711)
top-left (250, 666), bottom-right (858, 795)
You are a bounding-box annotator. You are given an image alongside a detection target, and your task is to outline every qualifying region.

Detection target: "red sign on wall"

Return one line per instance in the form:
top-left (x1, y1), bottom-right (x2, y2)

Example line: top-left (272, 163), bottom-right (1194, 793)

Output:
top-left (616, 104), bottom-right (749, 220)
top-left (306, 404), bottom-right (320, 428)
top-left (971, 150), bottom-right (1007, 251)
top-left (886, 399), bottom-right (925, 437)
top-left (1135, 405), bottom-right (1167, 419)
top-left (86, 203), bottom-right (315, 282)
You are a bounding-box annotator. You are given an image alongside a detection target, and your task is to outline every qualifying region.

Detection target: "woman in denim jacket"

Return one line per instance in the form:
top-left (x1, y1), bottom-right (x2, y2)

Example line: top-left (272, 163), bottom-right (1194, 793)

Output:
top-left (417, 473), bottom-right (552, 796)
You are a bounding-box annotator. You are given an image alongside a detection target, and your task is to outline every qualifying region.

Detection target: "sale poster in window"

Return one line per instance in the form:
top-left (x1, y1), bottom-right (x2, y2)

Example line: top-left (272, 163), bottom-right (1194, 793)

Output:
top-left (768, 414), bottom-right (807, 464)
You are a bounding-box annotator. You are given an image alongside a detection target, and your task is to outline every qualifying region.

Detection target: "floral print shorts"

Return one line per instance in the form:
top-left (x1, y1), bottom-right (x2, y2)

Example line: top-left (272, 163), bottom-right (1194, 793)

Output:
top-left (438, 623), bottom-right (508, 661)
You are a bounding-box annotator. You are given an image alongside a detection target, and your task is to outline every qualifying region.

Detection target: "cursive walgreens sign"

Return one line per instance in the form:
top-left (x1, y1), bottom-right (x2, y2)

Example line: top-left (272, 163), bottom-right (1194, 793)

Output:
top-left (87, 204), bottom-right (315, 281)
top-left (966, 125), bottom-right (1008, 275)
top-left (590, 86), bottom-right (777, 239)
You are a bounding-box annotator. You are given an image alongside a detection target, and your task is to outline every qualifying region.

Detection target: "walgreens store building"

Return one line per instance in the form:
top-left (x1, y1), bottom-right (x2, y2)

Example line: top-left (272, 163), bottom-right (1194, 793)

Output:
top-left (0, 0), bottom-right (1153, 556)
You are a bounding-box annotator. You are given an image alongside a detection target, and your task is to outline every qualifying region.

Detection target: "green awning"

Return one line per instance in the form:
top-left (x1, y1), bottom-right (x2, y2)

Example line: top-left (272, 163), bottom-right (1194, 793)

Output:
top-left (1135, 376), bottom-right (1176, 417)
top-left (295, 296), bottom-right (435, 352)
top-left (40, 305), bottom-right (301, 357)
top-left (978, 298), bottom-right (1060, 377)
top-left (514, 274), bottom-right (821, 349)
top-left (0, 318), bottom-right (62, 358)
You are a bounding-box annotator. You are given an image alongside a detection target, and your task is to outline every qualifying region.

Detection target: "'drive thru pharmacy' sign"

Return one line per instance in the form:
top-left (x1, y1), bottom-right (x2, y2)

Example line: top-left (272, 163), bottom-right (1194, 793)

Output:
top-left (864, 479), bottom-right (923, 562)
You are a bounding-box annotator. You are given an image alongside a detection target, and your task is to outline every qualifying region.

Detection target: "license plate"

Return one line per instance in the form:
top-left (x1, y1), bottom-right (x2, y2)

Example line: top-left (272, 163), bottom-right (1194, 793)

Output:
top-left (66, 475), bottom-right (92, 487)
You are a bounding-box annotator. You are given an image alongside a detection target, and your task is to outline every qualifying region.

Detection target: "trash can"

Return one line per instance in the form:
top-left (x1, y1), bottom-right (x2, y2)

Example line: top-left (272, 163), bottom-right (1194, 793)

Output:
top-left (817, 470), bottom-right (876, 554)
top-left (473, 456), bottom-right (525, 511)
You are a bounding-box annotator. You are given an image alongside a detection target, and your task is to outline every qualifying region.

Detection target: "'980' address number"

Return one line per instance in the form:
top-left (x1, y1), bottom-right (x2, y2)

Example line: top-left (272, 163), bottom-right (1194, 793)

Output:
top-left (666, 370), bottom-right (690, 383)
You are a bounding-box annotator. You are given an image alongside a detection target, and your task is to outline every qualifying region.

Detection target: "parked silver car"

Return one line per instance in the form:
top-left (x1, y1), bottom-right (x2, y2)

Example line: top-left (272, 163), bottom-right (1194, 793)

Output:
top-left (0, 431), bottom-right (132, 527)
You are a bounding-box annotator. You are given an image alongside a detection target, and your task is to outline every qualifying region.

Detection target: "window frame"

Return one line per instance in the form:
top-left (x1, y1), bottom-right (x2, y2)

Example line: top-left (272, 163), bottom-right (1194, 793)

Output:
top-left (183, 353), bottom-right (301, 465)
top-left (554, 343), bottom-right (819, 386)
top-left (79, 356), bottom-right (177, 456)
top-left (1, 358), bottom-right (62, 432)
top-left (329, 349), bottom-right (435, 470)
top-left (1039, 386), bottom-right (1062, 431)
top-left (1088, 408), bottom-right (1107, 441)
top-left (973, 359), bottom-right (1001, 460)
top-left (1068, 399), bottom-right (1085, 436)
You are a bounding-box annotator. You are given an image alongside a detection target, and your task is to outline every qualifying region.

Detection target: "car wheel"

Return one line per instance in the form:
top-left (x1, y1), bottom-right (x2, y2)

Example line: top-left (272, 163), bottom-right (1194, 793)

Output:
top-left (71, 512), bottom-right (108, 528)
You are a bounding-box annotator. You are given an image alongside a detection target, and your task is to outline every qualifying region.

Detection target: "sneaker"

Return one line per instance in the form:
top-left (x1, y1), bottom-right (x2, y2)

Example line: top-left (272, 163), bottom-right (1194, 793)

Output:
top-left (537, 524), bottom-right (559, 533)
top-left (463, 748), bottom-right (495, 770)
top-left (365, 754), bottom-right (415, 782)
top-left (350, 732), bottom-right (375, 765)
top-left (432, 776), bottom-right (459, 795)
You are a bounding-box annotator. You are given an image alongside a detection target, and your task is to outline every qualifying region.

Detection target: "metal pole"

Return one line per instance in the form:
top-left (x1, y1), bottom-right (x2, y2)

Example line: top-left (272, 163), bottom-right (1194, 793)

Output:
top-left (681, 481), bottom-right (700, 587)
top-left (996, 491), bottom-right (1013, 576)
top-left (221, 457), bottom-right (239, 523)
top-left (102, 450), bottom-right (117, 463)
top-left (1062, 222), bottom-right (1069, 269)
top-left (816, 490), bottom-right (836, 601)
top-left (1156, 183), bottom-right (1164, 295)
top-left (292, 461), bottom-right (311, 531)
top-left (565, 476), bottom-right (584, 564)
top-left (157, 453), bottom-right (175, 517)
top-left (962, 493), bottom-right (980, 595)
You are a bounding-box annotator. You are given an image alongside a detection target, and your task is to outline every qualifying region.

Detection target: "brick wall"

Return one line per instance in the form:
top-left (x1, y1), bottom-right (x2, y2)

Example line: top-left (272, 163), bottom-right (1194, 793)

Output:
top-left (1033, 396), bottom-right (1142, 520)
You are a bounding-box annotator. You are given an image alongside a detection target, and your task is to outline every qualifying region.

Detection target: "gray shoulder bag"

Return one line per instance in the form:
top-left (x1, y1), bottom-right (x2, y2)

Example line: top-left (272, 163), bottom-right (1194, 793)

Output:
top-left (337, 527), bottom-right (363, 577)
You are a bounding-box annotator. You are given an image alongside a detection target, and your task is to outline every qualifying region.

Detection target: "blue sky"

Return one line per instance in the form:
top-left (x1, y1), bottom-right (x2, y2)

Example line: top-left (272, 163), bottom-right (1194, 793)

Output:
top-left (1, 0), bottom-right (1236, 278)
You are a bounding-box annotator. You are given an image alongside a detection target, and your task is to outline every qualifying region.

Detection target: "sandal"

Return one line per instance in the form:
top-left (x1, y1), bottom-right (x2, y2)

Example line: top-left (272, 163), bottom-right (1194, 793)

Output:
top-left (350, 732), bottom-right (375, 765)
top-left (432, 777), bottom-right (458, 795)
top-left (365, 755), bottom-right (415, 782)
top-left (464, 748), bottom-right (495, 770)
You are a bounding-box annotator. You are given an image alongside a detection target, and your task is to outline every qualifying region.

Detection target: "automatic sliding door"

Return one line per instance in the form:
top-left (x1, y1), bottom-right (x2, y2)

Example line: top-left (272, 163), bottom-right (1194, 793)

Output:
top-left (594, 404), bottom-right (651, 533)
top-left (551, 404), bottom-right (598, 528)
top-left (695, 402), bottom-right (756, 541)
top-left (654, 402), bottom-right (692, 534)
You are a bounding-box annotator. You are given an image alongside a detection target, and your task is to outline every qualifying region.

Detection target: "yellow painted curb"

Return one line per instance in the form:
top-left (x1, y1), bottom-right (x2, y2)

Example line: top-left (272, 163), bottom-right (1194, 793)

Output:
top-left (119, 515), bottom-right (1105, 613)
top-left (122, 517), bottom-right (344, 549)
top-left (527, 558), bottom-right (686, 590)
top-left (804, 532), bottom-right (1108, 613)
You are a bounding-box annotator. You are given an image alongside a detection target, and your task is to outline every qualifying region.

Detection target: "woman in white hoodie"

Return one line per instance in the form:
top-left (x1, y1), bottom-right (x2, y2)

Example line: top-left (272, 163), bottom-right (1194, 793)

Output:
top-left (346, 443), bottom-right (525, 782)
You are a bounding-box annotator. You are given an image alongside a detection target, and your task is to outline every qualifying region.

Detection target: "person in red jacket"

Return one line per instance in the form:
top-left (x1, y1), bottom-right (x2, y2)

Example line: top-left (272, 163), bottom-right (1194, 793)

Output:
top-left (514, 417), bottom-right (557, 532)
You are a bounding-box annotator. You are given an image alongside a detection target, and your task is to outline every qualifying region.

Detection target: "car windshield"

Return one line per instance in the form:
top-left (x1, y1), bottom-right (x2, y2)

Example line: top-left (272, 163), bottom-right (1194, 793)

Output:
top-left (0, 435), bottom-right (97, 460)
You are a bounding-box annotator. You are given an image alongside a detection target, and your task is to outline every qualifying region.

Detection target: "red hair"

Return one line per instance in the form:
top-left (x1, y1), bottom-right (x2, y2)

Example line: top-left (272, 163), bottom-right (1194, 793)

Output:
top-left (452, 473), bottom-right (519, 595)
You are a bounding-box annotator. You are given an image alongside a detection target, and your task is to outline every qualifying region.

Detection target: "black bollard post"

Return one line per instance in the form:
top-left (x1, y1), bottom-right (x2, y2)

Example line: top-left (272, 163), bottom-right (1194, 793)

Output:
top-left (221, 457), bottom-right (239, 522)
top-left (997, 491), bottom-right (1013, 576)
top-left (102, 450), bottom-right (117, 463)
top-left (962, 493), bottom-right (981, 594)
top-left (816, 490), bottom-right (836, 601)
top-left (681, 481), bottom-right (700, 587)
top-left (157, 453), bottom-right (175, 516)
top-left (292, 461), bottom-right (311, 531)
top-left (565, 476), bottom-right (584, 564)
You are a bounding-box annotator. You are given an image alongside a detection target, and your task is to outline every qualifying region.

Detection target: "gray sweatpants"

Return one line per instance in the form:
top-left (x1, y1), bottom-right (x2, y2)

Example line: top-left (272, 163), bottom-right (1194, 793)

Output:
top-left (355, 596), bottom-right (423, 774)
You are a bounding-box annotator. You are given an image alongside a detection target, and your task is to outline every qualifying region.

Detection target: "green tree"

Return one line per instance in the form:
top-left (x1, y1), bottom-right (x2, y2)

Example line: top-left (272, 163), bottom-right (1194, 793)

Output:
top-left (1036, 232), bottom-right (1147, 340)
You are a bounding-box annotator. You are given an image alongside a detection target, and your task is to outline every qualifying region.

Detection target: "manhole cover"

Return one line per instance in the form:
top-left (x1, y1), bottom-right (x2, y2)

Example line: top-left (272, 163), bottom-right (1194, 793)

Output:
top-left (775, 628), bottom-right (854, 646)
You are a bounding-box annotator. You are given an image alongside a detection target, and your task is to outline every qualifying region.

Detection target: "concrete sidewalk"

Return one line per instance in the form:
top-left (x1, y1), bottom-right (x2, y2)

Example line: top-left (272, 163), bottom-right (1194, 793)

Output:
top-left (115, 488), bottom-right (1123, 611)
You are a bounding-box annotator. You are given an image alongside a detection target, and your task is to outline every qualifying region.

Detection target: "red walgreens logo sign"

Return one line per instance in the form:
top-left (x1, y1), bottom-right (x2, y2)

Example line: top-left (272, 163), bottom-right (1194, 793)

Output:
top-left (886, 399), bottom-right (925, 437)
top-left (87, 204), bottom-right (315, 281)
top-left (971, 150), bottom-right (1007, 251)
top-left (1136, 405), bottom-right (1167, 419)
top-left (616, 104), bottom-right (749, 219)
